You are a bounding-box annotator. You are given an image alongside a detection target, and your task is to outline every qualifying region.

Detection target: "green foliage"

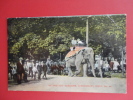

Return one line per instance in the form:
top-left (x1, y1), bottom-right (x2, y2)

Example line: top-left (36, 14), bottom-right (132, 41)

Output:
top-left (8, 15), bottom-right (126, 60)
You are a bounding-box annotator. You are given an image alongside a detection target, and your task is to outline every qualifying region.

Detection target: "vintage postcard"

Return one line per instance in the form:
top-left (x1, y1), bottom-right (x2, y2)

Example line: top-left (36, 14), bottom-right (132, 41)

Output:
top-left (8, 14), bottom-right (126, 93)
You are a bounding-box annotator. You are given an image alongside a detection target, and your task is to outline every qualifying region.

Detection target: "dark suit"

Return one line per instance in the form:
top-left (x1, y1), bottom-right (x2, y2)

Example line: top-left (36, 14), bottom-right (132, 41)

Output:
top-left (42, 64), bottom-right (47, 79)
top-left (37, 65), bottom-right (42, 80)
top-left (17, 61), bottom-right (25, 84)
top-left (8, 64), bottom-right (13, 79)
top-left (17, 62), bottom-right (25, 74)
top-left (109, 61), bottom-right (114, 70)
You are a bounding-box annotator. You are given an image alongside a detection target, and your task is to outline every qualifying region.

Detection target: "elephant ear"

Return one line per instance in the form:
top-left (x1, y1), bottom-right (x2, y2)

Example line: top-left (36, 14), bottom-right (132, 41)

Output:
top-left (82, 49), bottom-right (85, 52)
top-left (81, 49), bottom-right (86, 55)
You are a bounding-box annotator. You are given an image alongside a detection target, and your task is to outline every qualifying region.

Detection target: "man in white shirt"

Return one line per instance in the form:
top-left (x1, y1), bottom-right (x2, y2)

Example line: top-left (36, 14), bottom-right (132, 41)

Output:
top-left (77, 39), bottom-right (84, 46)
top-left (113, 59), bottom-right (120, 71)
top-left (71, 37), bottom-right (77, 46)
top-left (28, 60), bottom-right (34, 77)
top-left (71, 37), bottom-right (77, 51)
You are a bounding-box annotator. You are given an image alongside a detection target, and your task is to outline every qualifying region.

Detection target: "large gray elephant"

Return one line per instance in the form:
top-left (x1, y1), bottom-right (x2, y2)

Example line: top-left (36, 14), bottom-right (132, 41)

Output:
top-left (65, 47), bottom-right (102, 78)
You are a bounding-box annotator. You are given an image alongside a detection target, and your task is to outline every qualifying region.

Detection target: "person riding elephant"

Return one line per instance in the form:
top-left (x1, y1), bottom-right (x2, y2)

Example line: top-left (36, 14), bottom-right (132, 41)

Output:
top-left (71, 37), bottom-right (77, 51)
top-left (77, 38), bottom-right (84, 46)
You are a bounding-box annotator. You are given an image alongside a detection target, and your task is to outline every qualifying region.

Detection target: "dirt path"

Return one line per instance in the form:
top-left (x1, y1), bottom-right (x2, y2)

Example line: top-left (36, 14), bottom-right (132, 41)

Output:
top-left (8, 75), bottom-right (126, 93)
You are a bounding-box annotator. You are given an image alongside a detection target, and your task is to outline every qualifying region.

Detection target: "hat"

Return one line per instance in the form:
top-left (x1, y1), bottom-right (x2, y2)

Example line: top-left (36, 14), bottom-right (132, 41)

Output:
top-left (19, 57), bottom-right (23, 60)
top-left (115, 59), bottom-right (117, 61)
top-left (31, 59), bottom-right (34, 61)
top-left (36, 61), bottom-right (39, 63)
top-left (26, 58), bottom-right (29, 61)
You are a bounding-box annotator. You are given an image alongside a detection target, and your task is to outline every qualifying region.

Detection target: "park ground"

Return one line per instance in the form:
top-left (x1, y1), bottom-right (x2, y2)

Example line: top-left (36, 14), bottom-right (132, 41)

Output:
top-left (8, 73), bottom-right (126, 93)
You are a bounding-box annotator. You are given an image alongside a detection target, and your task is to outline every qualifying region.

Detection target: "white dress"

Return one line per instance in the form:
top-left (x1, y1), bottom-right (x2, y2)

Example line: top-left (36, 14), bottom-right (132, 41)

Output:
top-left (113, 61), bottom-right (119, 70)
top-left (32, 66), bottom-right (38, 75)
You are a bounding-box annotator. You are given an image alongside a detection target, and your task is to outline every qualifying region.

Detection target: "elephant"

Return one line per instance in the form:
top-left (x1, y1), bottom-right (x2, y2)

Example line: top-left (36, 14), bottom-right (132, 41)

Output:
top-left (65, 47), bottom-right (103, 78)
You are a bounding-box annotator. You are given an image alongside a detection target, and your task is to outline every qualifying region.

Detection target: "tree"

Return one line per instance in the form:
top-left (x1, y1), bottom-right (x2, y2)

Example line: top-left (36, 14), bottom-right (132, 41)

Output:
top-left (88, 15), bottom-right (126, 58)
top-left (8, 15), bottom-right (126, 61)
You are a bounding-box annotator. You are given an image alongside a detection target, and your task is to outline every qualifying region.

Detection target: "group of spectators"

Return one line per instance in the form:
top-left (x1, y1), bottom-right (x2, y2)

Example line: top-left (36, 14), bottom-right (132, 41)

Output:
top-left (94, 56), bottom-right (126, 73)
top-left (8, 57), bottom-right (47, 84)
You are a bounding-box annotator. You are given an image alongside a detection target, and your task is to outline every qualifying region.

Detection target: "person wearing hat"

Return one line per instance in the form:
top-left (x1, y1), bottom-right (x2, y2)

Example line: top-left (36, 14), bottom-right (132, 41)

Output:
top-left (77, 38), bottom-right (84, 46)
top-left (113, 59), bottom-right (120, 72)
top-left (71, 37), bottom-right (77, 50)
top-left (16, 57), bottom-right (25, 84)
top-left (28, 59), bottom-right (34, 78)
top-left (46, 56), bottom-right (52, 74)
top-left (37, 61), bottom-right (43, 80)
top-left (32, 64), bottom-right (38, 80)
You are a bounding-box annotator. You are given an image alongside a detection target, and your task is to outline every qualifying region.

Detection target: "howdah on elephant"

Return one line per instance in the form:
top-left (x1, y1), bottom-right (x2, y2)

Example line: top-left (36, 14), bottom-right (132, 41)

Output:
top-left (65, 47), bottom-right (103, 78)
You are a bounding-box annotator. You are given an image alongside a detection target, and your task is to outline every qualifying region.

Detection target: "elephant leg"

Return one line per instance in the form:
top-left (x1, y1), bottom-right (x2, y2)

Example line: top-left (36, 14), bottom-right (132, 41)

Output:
top-left (83, 64), bottom-right (88, 77)
top-left (68, 67), bottom-right (74, 77)
top-left (91, 66), bottom-right (96, 77)
top-left (75, 63), bottom-right (81, 76)
top-left (66, 63), bottom-right (73, 77)
top-left (89, 60), bottom-right (96, 77)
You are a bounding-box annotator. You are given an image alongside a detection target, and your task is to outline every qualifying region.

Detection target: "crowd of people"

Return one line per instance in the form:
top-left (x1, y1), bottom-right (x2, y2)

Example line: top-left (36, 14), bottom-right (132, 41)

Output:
top-left (8, 37), bottom-right (126, 83)
top-left (8, 57), bottom-right (48, 84)
top-left (8, 55), bottom-right (126, 84)
top-left (8, 56), bottom-right (67, 85)
top-left (94, 56), bottom-right (126, 73)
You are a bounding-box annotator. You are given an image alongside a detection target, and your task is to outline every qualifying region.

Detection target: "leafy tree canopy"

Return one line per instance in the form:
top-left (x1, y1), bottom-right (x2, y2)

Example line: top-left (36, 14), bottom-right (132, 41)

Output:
top-left (8, 15), bottom-right (126, 61)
